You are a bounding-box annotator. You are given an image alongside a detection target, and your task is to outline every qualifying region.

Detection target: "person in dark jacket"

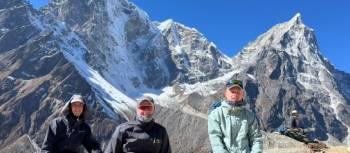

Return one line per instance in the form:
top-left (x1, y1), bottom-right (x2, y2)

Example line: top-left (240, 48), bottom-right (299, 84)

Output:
top-left (288, 110), bottom-right (301, 129)
top-left (285, 110), bottom-right (314, 143)
top-left (104, 95), bottom-right (171, 153)
top-left (41, 94), bottom-right (102, 153)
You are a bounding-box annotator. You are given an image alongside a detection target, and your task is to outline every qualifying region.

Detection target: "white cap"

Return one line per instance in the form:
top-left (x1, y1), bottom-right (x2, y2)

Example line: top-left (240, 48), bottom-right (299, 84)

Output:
top-left (137, 95), bottom-right (154, 106)
top-left (291, 110), bottom-right (298, 115)
top-left (70, 94), bottom-right (85, 104)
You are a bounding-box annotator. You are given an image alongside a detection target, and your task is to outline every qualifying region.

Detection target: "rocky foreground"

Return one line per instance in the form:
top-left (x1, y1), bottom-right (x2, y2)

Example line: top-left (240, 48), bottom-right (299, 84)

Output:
top-left (263, 132), bottom-right (349, 153)
top-left (1, 132), bottom-right (348, 153)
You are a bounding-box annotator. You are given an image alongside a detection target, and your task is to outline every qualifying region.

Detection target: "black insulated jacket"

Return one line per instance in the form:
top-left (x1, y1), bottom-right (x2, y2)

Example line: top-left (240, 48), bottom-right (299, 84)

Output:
top-left (104, 119), bottom-right (171, 153)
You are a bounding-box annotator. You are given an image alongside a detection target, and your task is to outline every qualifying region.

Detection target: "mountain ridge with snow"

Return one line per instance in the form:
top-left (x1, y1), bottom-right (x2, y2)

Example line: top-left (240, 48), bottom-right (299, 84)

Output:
top-left (1, 0), bottom-right (350, 152)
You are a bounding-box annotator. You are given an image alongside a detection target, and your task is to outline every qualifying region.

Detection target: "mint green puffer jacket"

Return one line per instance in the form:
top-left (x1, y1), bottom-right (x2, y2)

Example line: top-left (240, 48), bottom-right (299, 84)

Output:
top-left (208, 101), bottom-right (262, 153)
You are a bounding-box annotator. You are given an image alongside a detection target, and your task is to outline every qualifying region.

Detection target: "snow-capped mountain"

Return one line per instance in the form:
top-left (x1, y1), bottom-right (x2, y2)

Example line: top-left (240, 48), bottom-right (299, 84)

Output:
top-left (157, 19), bottom-right (232, 83)
top-left (154, 13), bottom-right (350, 150)
top-left (0, 1), bottom-right (118, 151)
top-left (0, 0), bottom-right (233, 151)
top-left (44, 0), bottom-right (232, 97)
top-left (1, 0), bottom-right (350, 152)
top-left (231, 13), bottom-right (350, 143)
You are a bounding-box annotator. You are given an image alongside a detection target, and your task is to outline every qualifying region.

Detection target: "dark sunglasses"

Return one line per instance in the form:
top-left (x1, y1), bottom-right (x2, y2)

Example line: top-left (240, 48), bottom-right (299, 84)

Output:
top-left (226, 79), bottom-right (243, 88)
top-left (138, 105), bottom-right (153, 111)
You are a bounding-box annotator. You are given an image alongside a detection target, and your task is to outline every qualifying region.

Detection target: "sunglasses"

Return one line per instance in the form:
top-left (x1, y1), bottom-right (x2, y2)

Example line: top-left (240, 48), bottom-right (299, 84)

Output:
top-left (138, 105), bottom-right (153, 111)
top-left (226, 79), bottom-right (243, 88)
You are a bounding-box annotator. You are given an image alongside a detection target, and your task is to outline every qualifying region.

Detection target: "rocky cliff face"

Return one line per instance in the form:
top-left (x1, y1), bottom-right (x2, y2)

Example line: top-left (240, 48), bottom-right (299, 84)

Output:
top-left (43, 0), bottom-right (232, 96)
top-left (0, 1), bottom-right (119, 151)
top-left (152, 13), bottom-right (350, 151)
top-left (230, 13), bottom-right (350, 142)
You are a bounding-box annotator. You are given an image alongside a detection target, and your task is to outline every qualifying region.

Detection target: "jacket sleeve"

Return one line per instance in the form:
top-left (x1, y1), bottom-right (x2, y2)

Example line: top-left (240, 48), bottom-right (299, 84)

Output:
top-left (207, 111), bottom-right (229, 153)
top-left (287, 117), bottom-right (293, 128)
top-left (41, 119), bottom-right (59, 153)
top-left (83, 126), bottom-right (103, 153)
top-left (159, 128), bottom-right (171, 153)
top-left (104, 126), bottom-right (124, 153)
top-left (248, 115), bottom-right (263, 153)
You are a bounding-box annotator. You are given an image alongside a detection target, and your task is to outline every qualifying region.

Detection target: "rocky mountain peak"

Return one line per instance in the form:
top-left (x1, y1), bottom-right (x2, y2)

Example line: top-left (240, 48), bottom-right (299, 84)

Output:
top-left (157, 19), bottom-right (233, 84)
top-left (235, 13), bottom-right (324, 68)
top-left (157, 19), bottom-right (208, 50)
top-left (288, 13), bottom-right (303, 26)
top-left (230, 13), bottom-right (350, 143)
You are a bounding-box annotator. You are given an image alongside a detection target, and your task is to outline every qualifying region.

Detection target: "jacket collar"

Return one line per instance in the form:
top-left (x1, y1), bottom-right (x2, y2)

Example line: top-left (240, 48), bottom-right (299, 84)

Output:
top-left (129, 117), bottom-right (155, 130)
top-left (222, 101), bottom-right (245, 115)
top-left (65, 113), bottom-right (83, 128)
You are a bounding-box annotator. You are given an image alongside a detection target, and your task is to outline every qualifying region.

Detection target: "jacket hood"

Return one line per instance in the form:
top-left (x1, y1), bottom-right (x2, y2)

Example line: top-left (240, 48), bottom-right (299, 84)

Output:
top-left (60, 96), bottom-right (93, 120)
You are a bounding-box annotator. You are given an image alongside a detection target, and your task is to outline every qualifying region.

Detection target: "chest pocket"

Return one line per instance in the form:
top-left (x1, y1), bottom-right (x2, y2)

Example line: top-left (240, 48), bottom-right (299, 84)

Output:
top-left (124, 130), bottom-right (162, 153)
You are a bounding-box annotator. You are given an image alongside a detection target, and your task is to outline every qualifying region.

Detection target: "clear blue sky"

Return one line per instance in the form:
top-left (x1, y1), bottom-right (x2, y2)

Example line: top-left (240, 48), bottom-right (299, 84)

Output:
top-left (30, 0), bottom-right (349, 73)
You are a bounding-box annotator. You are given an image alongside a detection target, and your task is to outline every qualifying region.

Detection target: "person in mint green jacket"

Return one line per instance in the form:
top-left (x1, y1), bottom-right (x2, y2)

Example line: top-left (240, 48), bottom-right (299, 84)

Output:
top-left (208, 79), bottom-right (262, 153)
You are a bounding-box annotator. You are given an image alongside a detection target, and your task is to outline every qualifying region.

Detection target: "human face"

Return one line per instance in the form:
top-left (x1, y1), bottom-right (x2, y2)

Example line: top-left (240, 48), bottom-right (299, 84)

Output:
top-left (224, 86), bottom-right (244, 102)
top-left (292, 113), bottom-right (299, 118)
top-left (137, 100), bottom-right (155, 117)
top-left (71, 101), bottom-right (84, 117)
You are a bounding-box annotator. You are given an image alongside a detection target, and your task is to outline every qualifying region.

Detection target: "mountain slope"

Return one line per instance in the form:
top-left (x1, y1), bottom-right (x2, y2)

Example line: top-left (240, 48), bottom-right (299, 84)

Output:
top-left (0, 1), bottom-right (120, 150)
top-left (44, 0), bottom-right (232, 98)
top-left (1, 0), bottom-right (350, 152)
top-left (231, 13), bottom-right (350, 142)
top-left (152, 13), bottom-right (350, 147)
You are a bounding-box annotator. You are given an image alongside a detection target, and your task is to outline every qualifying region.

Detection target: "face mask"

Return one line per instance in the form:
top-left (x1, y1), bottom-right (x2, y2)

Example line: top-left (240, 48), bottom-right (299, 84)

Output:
top-left (137, 114), bottom-right (153, 123)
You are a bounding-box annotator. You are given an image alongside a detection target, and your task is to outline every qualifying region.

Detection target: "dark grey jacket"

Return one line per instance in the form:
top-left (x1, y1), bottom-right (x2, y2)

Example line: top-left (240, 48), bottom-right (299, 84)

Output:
top-left (104, 119), bottom-right (171, 153)
top-left (287, 116), bottom-right (302, 129)
top-left (41, 101), bottom-right (102, 153)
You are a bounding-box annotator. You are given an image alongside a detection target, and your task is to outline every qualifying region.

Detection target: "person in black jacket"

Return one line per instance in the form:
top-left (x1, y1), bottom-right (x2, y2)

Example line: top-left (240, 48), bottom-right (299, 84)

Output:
top-left (288, 110), bottom-right (302, 129)
top-left (104, 95), bottom-right (171, 153)
top-left (41, 94), bottom-right (102, 153)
